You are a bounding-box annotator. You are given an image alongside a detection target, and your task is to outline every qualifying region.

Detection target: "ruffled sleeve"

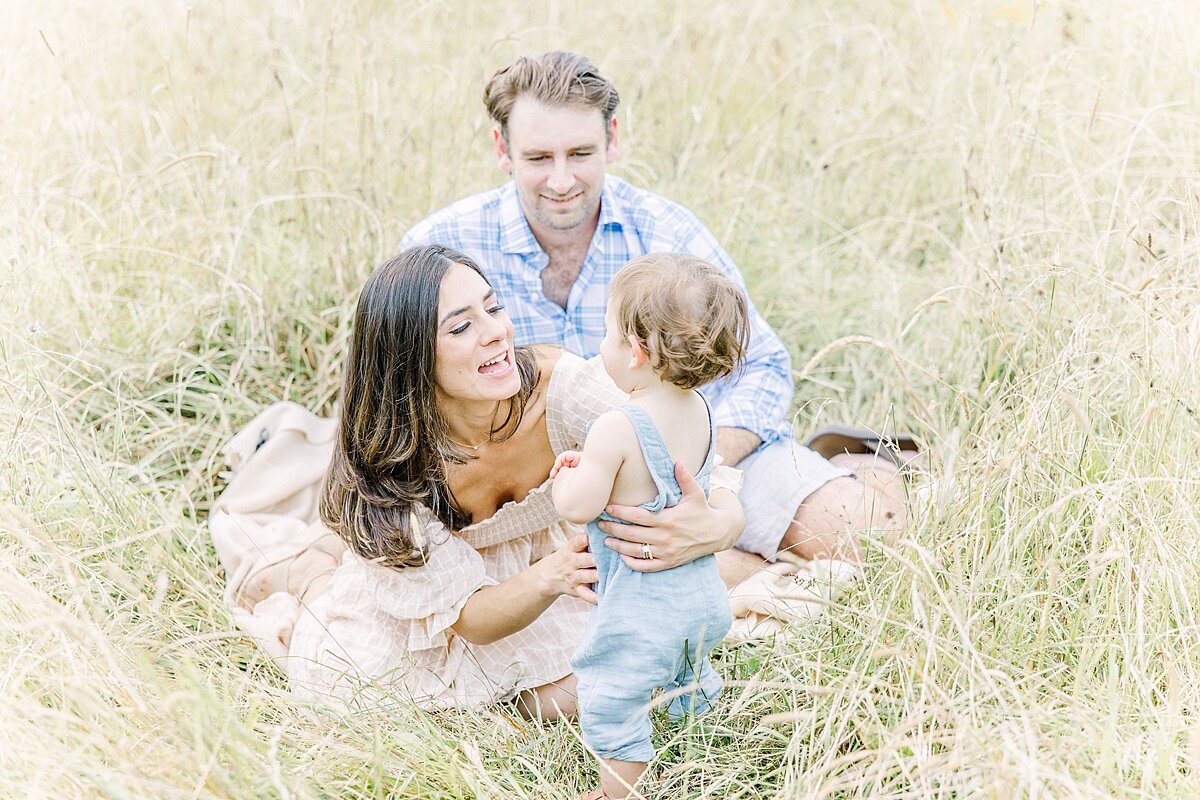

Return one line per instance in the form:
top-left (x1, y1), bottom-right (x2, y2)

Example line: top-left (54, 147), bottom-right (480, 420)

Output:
top-left (285, 512), bottom-right (501, 709)
top-left (320, 509), bottom-right (497, 652)
top-left (545, 352), bottom-right (628, 454)
top-left (349, 530), bottom-right (496, 651)
top-left (710, 460), bottom-right (744, 496)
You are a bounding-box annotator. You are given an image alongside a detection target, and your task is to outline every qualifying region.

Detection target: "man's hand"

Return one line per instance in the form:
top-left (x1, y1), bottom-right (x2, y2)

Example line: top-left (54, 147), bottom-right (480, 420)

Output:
top-left (598, 461), bottom-right (743, 572)
top-left (550, 450), bottom-right (582, 480)
top-left (716, 427), bottom-right (762, 467)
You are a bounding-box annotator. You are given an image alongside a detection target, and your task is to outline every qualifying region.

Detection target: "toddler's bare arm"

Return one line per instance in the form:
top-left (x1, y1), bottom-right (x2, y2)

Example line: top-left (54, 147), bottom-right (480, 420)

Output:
top-left (551, 411), bottom-right (628, 525)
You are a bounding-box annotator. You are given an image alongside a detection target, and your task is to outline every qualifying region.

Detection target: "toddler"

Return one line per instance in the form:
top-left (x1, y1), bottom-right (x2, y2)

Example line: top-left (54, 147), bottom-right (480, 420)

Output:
top-left (551, 253), bottom-right (750, 800)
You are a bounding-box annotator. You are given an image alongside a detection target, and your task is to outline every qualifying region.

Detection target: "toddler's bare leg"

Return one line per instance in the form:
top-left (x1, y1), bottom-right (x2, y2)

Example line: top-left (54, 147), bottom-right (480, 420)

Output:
top-left (589, 757), bottom-right (646, 800)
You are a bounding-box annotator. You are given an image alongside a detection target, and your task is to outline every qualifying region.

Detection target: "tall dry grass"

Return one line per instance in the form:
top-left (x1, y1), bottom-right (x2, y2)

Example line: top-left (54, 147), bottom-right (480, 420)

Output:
top-left (2, 0), bottom-right (1199, 797)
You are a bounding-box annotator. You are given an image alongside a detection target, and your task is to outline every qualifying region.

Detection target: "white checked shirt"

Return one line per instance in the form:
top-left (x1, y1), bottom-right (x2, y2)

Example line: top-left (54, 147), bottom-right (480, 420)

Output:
top-left (399, 176), bottom-right (794, 445)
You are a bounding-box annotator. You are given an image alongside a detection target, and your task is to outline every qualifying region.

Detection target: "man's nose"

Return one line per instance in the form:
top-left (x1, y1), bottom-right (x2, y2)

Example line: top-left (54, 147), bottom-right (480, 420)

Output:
top-left (546, 158), bottom-right (573, 194)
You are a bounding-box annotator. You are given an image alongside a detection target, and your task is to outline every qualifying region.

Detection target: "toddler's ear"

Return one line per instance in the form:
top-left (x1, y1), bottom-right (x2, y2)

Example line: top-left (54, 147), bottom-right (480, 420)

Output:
top-left (627, 336), bottom-right (648, 369)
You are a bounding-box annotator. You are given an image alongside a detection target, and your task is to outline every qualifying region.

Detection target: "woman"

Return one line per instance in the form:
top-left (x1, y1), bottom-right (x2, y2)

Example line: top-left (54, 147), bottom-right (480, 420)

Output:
top-left (210, 245), bottom-right (748, 717)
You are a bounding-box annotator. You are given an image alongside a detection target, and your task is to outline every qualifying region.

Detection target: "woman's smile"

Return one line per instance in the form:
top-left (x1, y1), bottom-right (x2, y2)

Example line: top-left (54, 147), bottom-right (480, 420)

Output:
top-left (479, 349), bottom-right (514, 377)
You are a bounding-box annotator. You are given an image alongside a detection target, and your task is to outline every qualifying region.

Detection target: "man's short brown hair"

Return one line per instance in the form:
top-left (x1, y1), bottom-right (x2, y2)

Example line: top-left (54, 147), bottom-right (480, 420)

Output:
top-left (611, 254), bottom-right (750, 391)
top-left (483, 51), bottom-right (620, 137)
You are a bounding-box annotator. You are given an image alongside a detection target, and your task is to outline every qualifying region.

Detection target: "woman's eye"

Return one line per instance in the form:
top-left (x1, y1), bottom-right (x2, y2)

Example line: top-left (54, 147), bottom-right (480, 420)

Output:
top-left (450, 322), bottom-right (470, 335)
top-left (488, 304), bottom-right (505, 314)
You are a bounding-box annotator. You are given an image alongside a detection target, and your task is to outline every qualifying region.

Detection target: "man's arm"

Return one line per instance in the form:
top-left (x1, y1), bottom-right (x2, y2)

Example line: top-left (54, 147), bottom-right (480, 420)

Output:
top-left (716, 427), bottom-right (764, 466)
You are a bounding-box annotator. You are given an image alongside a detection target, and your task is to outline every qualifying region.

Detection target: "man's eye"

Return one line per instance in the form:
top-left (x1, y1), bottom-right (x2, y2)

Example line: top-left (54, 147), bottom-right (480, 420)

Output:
top-left (450, 322), bottom-right (470, 335)
top-left (528, 155), bottom-right (548, 162)
top-left (572, 151), bottom-right (593, 159)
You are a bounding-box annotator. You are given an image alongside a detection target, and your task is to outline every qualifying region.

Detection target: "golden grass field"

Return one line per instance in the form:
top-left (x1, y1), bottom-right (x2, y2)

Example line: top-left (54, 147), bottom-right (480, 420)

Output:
top-left (2, 0), bottom-right (1199, 797)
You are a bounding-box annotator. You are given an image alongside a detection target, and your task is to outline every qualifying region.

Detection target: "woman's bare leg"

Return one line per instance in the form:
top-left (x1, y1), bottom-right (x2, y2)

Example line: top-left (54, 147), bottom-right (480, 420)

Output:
top-left (514, 673), bottom-right (579, 722)
top-left (237, 533), bottom-right (346, 610)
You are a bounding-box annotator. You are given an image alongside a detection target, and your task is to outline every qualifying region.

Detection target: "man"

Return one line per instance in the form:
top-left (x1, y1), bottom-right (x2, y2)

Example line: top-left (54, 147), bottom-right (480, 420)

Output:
top-left (400, 51), bottom-right (908, 579)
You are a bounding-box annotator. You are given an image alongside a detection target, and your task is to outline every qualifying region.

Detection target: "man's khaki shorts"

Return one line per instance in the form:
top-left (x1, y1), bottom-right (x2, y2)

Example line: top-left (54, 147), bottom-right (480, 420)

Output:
top-left (733, 438), bottom-right (856, 560)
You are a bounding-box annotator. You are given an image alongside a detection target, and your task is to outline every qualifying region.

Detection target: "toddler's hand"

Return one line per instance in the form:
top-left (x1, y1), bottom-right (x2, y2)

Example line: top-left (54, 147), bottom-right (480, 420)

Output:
top-left (550, 450), bottom-right (582, 480)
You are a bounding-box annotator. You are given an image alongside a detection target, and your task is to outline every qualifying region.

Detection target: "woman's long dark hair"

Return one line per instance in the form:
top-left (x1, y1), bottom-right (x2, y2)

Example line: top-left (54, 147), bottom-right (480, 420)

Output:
top-left (320, 245), bottom-right (539, 567)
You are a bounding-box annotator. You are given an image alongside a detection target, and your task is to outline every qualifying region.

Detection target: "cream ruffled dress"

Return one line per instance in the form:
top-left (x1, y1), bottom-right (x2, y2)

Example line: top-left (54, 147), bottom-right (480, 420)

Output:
top-left (210, 353), bottom-right (744, 709)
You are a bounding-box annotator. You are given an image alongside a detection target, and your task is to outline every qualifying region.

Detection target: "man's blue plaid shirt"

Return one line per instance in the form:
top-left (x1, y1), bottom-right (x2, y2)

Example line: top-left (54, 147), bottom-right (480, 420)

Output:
top-left (399, 176), bottom-right (794, 446)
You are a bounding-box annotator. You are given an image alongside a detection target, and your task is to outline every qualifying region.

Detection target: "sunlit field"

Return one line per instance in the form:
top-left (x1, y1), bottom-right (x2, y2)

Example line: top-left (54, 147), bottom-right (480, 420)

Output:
top-left (3, 1), bottom-right (1199, 797)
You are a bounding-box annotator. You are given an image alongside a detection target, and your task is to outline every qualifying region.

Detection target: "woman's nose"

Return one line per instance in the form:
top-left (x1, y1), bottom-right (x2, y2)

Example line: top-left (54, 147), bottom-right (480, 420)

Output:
top-left (479, 312), bottom-right (506, 343)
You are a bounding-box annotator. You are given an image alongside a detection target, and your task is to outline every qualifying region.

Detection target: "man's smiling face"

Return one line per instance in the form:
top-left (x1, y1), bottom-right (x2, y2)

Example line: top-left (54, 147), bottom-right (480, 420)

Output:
top-left (494, 96), bottom-right (619, 239)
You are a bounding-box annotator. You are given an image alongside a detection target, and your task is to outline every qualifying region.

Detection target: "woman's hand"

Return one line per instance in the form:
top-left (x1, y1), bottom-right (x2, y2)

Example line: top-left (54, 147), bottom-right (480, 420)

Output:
top-left (533, 533), bottom-right (599, 604)
top-left (454, 533), bottom-right (599, 645)
top-left (598, 461), bottom-right (744, 572)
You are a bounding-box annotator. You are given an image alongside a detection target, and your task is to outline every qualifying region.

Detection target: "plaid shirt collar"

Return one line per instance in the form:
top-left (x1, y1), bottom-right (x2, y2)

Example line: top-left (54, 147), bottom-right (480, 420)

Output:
top-left (497, 179), bottom-right (628, 257)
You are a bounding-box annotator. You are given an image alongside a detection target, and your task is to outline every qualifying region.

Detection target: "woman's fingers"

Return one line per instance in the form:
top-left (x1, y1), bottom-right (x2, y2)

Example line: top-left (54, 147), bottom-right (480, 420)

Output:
top-left (603, 537), bottom-right (677, 572)
top-left (674, 460), bottom-right (704, 499)
top-left (596, 516), bottom-right (672, 544)
top-left (574, 581), bottom-right (599, 604)
top-left (600, 503), bottom-right (658, 528)
top-left (601, 462), bottom-right (706, 531)
top-left (572, 565), bottom-right (598, 604)
top-left (618, 554), bottom-right (669, 573)
top-left (602, 533), bottom-right (671, 557)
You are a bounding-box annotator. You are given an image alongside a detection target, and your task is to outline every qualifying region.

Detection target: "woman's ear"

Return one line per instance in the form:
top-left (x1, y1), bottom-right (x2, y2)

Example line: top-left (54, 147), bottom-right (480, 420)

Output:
top-left (627, 335), bottom-right (648, 369)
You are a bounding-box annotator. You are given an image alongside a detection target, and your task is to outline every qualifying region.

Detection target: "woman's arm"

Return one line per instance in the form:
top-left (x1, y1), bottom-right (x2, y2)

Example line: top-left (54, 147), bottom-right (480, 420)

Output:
top-left (450, 533), bottom-right (597, 646)
top-left (597, 461), bottom-right (745, 572)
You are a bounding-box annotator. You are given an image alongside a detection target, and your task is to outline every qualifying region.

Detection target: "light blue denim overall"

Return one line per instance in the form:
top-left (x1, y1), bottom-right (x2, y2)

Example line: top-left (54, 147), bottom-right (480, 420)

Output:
top-left (571, 398), bottom-right (733, 762)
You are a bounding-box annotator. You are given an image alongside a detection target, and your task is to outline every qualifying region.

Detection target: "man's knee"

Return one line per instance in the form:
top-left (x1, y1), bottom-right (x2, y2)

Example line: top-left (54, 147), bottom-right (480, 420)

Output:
top-left (798, 473), bottom-right (906, 532)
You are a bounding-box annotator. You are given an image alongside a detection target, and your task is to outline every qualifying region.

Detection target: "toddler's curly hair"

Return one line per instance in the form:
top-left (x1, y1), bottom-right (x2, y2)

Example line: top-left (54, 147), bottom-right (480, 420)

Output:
top-left (610, 254), bottom-right (750, 390)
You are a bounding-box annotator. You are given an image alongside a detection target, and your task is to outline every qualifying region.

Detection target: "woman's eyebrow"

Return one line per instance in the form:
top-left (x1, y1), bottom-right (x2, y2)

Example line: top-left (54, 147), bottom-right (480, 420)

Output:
top-left (440, 289), bottom-right (496, 325)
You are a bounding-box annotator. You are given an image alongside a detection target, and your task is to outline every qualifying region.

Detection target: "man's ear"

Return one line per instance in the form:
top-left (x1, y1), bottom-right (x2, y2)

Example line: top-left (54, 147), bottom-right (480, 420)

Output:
top-left (627, 334), bottom-right (647, 369)
top-left (606, 117), bottom-right (620, 164)
top-left (494, 126), bottom-right (512, 174)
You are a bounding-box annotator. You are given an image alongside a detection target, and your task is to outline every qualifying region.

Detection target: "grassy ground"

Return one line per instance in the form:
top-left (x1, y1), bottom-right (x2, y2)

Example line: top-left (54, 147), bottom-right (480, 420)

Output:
top-left (2, 0), bottom-right (1199, 797)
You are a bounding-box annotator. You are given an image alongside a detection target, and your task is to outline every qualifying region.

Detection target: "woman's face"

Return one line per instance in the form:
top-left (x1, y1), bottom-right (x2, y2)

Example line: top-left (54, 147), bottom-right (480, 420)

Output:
top-left (434, 262), bottom-right (520, 405)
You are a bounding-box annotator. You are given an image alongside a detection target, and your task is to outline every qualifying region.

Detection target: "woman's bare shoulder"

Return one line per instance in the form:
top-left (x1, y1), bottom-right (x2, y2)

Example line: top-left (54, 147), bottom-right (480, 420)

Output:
top-left (528, 344), bottom-right (566, 387)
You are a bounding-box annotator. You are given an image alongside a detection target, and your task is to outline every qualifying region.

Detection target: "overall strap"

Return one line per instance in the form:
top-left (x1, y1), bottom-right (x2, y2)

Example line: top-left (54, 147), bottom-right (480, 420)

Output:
top-left (695, 391), bottom-right (717, 482)
top-left (613, 394), bottom-right (716, 511)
